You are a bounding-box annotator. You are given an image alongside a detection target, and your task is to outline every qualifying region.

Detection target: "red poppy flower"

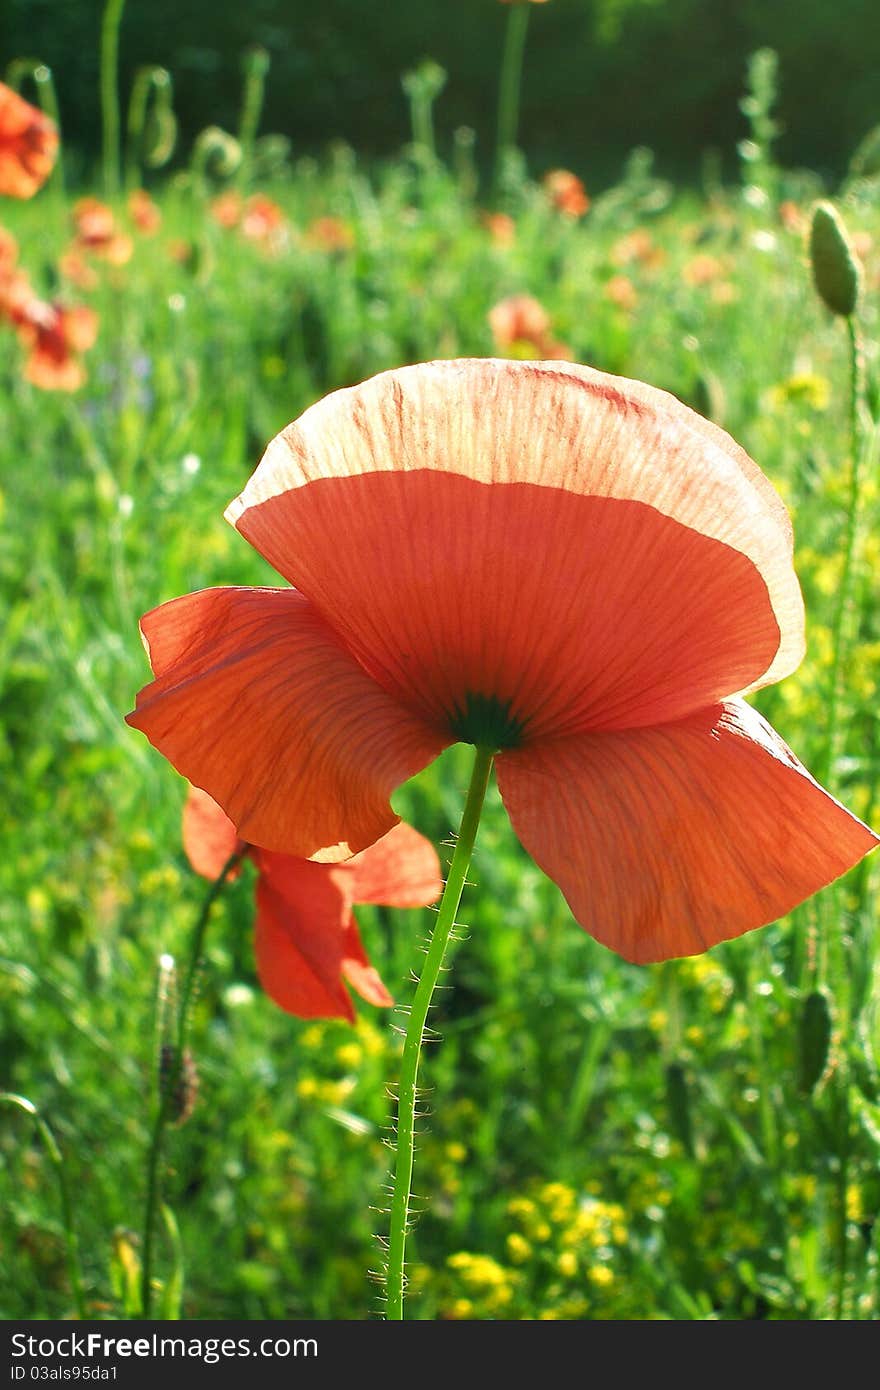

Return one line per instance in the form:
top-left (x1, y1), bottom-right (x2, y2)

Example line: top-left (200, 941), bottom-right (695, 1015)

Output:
top-left (543, 169), bottom-right (590, 218)
top-left (0, 224), bottom-right (17, 274)
top-left (210, 190), bottom-right (242, 229)
top-left (0, 227), bottom-right (32, 327)
top-left (182, 785), bottom-right (442, 1020)
top-left (128, 188), bottom-right (162, 235)
top-left (481, 211), bottom-right (516, 247)
top-left (306, 216), bottom-right (355, 252)
top-left (13, 297), bottom-right (98, 391)
top-left (240, 194), bottom-right (285, 244)
top-left (71, 197), bottom-right (133, 265)
top-left (489, 294), bottom-right (571, 361)
top-left (58, 246), bottom-right (100, 290)
top-left (0, 83), bottom-right (58, 199)
top-left (127, 359), bottom-right (877, 963)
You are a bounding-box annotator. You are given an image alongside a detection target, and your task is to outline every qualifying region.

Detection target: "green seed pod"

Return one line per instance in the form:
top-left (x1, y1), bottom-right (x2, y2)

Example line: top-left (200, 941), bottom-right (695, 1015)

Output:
top-left (809, 202), bottom-right (861, 318)
top-left (665, 1062), bottom-right (695, 1157)
top-left (797, 989), bottom-right (832, 1094)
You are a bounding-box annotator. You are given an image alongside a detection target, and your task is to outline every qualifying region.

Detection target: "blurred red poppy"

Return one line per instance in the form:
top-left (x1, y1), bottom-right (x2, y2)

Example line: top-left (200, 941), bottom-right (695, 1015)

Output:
top-left (543, 169), bottom-right (589, 218)
top-left (0, 83), bottom-right (58, 198)
top-left (128, 188), bottom-right (162, 234)
top-left (488, 294), bottom-right (571, 360)
top-left (71, 197), bottom-right (133, 265)
top-left (15, 297), bottom-right (98, 391)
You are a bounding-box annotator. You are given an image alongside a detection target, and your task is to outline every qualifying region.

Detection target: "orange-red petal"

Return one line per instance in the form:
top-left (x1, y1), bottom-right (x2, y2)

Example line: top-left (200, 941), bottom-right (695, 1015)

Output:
top-left (342, 822), bottom-right (443, 907)
top-left (0, 83), bottom-right (58, 198)
top-left (227, 361), bottom-right (803, 739)
top-left (182, 785), bottom-right (245, 880)
top-left (253, 853), bottom-right (391, 1020)
top-left (496, 699), bottom-right (878, 963)
top-left (126, 586), bottom-right (446, 860)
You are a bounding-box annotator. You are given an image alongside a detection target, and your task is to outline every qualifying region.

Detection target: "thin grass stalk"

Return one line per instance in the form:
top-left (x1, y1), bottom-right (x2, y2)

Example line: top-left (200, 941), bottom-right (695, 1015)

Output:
top-left (1, 1093), bottom-right (87, 1318)
top-left (384, 745), bottom-right (494, 1320)
top-left (140, 849), bottom-right (244, 1317)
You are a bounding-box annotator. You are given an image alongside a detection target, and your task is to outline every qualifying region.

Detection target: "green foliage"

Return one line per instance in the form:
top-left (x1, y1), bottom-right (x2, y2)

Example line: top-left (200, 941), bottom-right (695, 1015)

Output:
top-left (0, 123), bottom-right (879, 1321)
top-left (6, 0), bottom-right (880, 183)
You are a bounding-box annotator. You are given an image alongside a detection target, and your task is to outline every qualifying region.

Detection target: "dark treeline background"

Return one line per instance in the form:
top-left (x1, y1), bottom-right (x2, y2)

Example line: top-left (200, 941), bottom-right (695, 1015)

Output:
top-left (5, 0), bottom-right (880, 187)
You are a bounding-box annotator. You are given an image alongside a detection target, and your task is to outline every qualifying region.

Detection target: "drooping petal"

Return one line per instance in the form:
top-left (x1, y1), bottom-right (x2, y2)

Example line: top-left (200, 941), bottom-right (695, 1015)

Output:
top-left (496, 699), bottom-right (878, 963)
top-left (182, 785), bottom-right (244, 881)
top-left (126, 587), bottom-right (447, 860)
top-left (226, 360), bottom-right (803, 738)
top-left (342, 822), bottom-right (443, 908)
top-left (252, 852), bottom-right (391, 1020)
top-left (339, 918), bottom-right (395, 1009)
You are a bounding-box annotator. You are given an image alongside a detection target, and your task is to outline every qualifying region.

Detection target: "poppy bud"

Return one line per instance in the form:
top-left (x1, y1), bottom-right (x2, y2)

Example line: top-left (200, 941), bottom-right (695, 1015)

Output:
top-left (809, 202), bottom-right (861, 318)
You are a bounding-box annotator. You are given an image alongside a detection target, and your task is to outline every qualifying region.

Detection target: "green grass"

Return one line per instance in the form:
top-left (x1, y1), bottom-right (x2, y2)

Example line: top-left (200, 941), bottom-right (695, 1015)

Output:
top-left (1, 140), bottom-right (879, 1320)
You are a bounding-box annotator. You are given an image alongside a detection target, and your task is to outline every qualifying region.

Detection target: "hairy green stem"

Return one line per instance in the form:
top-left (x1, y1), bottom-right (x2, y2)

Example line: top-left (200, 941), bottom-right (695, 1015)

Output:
top-left (100, 0), bottom-right (127, 197)
top-left (140, 849), bottom-right (244, 1317)
top-left (385, 745), bottom-right (494, 1320)
top-left (833, 1074), bottom-right (852, 1319)
top-left (820, 316), bottom-right (866, 792)
top-left (1, 1093), bottom-right (87, 1318)
top-left (495, 2), bottom-right (530, 185)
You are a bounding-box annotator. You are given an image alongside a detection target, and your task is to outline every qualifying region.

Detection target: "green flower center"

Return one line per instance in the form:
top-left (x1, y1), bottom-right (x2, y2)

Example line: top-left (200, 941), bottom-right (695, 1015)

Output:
top-left (448, 692), bottom-right (524, 751)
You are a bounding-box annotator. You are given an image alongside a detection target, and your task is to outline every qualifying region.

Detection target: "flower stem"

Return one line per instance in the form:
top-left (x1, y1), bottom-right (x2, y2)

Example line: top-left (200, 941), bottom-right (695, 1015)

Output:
top-left (385, 744), bottom-right (494, 1320)
top-left (820, 315), bottom-right (866, 792)
top-left (140, 849), bottom-right (244, 1318)
top-left (494, 2), bottom-right (530, 188)
top-left (100, 0), bottom-right (127, 197)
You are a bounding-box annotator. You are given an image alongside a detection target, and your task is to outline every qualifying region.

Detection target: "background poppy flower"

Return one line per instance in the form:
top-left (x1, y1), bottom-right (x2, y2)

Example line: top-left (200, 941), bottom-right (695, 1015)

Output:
top-left (182, 786), bottom-right (442, 1020)
top-left (240, 194), bottom-right (285, 245)
top-left (128, 188), bottom-right (162, 235)
top-left (128, 359), bottom-right (877, 964)
top-left (0, 82), bottom-right (58, 198)
top-left (210, 190), bottom-right (242, 229)
top-left (488, 294), bottom-right (570, 360)
top-left (14, 298), bottom-right (98, 391)
top-left (70, 197), bottom-right (133, 265)
top-left (543, 169), bottom-right (590, 218)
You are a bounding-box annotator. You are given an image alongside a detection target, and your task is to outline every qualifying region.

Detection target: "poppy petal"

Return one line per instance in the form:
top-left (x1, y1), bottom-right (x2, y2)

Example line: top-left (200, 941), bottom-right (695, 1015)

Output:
top-left (496, 699), bottom-right (878, 963)
top-left (253, 853), bottom-right (391, 1019)
top-left (126, 586), bottom-right (446, 860)
top-left (340, 918), bottom-right (395, 1009)
top-left (343, 822), bottom-right (443, 908)
top-left (226, 360), bottom-right (803, 737)
top-left (182, 785), bottom-right (244, 880)
top-left (0, 82), bottom-right (58, 199)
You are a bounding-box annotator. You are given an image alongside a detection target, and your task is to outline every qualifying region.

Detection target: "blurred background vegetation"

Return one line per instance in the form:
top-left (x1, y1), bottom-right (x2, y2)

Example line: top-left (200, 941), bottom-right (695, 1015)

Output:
top-left (6, 0), bottom-right (880, 187)
top-left (3, 0), bottom-right (880, 1324)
